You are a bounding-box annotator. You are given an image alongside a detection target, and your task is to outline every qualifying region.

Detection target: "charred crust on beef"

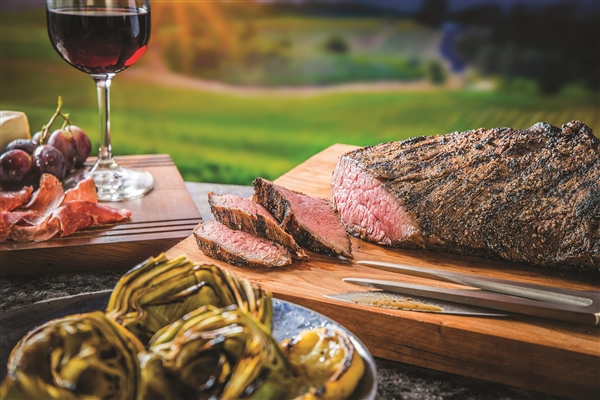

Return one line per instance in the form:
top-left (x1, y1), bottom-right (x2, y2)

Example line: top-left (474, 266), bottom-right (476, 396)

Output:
top-left (253, 178), bottom-right (353, 258)
top-left (332, 121), bottom-right (599, 272)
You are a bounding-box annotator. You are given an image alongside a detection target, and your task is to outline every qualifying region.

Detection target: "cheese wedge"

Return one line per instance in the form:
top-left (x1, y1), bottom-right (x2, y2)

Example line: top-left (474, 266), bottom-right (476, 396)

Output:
top-left (1, 111), bottom-right (31, 151)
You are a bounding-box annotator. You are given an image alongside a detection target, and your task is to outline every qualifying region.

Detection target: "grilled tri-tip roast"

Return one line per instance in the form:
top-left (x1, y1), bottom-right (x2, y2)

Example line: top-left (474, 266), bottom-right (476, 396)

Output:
top-left (331, 121), bottom-right (599, 271)
top-left (193, 219), bottom-right (293, 268)
top-left (208, 192), bottom-right (307, 259)
top-left (254, 178), bottom-right (353, 258)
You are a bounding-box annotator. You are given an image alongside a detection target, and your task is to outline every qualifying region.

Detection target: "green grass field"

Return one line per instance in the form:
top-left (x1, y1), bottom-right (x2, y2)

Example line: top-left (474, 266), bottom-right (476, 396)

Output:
top-left (2, 10), bottom-right (599, 185)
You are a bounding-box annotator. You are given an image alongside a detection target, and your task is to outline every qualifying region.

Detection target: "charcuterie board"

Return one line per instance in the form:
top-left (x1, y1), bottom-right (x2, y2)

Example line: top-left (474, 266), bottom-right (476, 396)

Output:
top-left (1, 154), bottom-right (202, 276)
top-left (166, 144), bottom-right (600, 399)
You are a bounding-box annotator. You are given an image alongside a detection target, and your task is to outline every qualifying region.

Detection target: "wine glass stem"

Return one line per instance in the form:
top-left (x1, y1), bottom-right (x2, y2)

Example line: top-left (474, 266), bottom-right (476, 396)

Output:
top-left (91, 73), bottom-right (116, 167)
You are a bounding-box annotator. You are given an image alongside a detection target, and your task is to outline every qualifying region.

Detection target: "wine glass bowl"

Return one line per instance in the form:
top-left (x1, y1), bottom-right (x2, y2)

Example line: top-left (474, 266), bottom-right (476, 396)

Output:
top-left (46, 0), bottom-right (153, 201)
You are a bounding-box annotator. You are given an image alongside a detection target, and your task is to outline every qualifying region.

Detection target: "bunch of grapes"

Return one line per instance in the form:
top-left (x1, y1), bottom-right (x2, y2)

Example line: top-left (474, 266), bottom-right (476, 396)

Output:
top-left (1, 97), bottom-right (91, 189)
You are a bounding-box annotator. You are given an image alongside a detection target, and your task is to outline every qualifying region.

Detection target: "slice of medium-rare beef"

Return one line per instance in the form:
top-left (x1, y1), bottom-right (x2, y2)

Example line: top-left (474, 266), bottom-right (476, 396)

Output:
top-left (193, 219), bottom-right (292, 268)
top-left (0, 186), bottom-right (33, 211)
top-left (21, 174), bottom-right (65, 225)
top-left (331, 120), bottom-right (599, 272)
top-left (208, 191), bottom-right (307, 259)
top-left (253, 178), bottom-right (352, 258)
top-left (50, 201), bottom-right (132, 237)
top-left (62, 177), bottom-right (97, 204)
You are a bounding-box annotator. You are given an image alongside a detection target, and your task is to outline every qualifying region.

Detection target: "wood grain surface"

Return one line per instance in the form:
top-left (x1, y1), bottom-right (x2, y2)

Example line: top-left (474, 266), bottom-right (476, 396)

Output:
top-left (1, 155), bottom-right (202, 276)
top-left (166, 144), bottom-right (600, 399)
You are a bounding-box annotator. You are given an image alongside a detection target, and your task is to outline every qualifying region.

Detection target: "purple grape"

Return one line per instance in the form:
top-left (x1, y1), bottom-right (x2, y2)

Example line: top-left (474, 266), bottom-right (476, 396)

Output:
top-left (0, 149), bottom-right (33, 185)
top-left (31, 131), bottom-right (42, 144)
top-left (4, 139), bottom-right (38, 155)
top-left (68, 125), bottom-right (92, 167)
top-left (48, 129), bottom-right (77, 171)
top-left (32, 145), bottom-right (66, 180)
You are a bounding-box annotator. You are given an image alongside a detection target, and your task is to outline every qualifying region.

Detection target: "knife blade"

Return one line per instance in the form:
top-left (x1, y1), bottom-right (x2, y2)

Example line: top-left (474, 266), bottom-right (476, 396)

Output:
top-left (325, 291), bottom-right (508, 317)
top-left (343, 277), bottom-right (600, 325)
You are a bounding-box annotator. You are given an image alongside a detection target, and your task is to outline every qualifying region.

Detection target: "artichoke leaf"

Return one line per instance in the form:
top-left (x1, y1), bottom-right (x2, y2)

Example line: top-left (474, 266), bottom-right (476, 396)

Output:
top-left (280, 328), bottom-right (365, 400)
top-left (106, 254), bottom-right (273, 345)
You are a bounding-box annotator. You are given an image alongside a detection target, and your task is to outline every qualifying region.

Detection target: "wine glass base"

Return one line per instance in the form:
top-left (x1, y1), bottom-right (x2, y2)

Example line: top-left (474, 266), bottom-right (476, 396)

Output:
top-left (87, 164), bottom-right (154, 202)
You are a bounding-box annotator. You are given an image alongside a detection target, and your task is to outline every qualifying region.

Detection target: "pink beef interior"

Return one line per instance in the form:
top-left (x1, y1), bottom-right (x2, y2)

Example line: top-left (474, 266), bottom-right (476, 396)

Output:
top-left (331, 156), bottom-right (420, 245)
top-left (276, 185), bottom-right (348, 248)
top-left (197, 219), bottom-right (289, 263)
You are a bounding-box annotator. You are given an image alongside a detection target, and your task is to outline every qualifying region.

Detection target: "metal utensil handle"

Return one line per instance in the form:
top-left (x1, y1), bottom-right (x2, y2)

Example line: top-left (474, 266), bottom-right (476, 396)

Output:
top-left (357, 261), bottom-right (596, 307)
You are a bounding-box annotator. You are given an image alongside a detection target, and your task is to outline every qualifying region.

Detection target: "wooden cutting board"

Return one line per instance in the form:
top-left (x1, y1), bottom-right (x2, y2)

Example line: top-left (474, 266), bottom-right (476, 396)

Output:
top-left (1, 154), bottom-right (202, 276)
top-left (166, 144), bottom-right (600, 399)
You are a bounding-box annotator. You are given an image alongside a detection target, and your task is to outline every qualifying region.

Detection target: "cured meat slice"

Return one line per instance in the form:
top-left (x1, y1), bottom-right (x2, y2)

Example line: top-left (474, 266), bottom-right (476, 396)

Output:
top-left (208, 191), bottom-right (307, 259)
top-left (51, 201), bottom-right (132, 237)
top-left (8, 215), bottom-right (60, 243)
top-left (0, 210), bottom-right (39, 242)
top-left (22, 174), bottom-right (65, 225)
top-left (62, 177), bottom-right (97, 204)
top-left (8, 201), bottom-right (131, 242)
top-left (331, 120), bottom-right (600, 271)
top-left (0, 186), bottom-right (33, 211)
top-left (2, 175), bottom-right (131, 243)
top-left (253, 178), bottom-right (352, 258)
top-left (1, 211), bottom-right (23, 242)
top-left (193, 219), bottom-right (292, 268)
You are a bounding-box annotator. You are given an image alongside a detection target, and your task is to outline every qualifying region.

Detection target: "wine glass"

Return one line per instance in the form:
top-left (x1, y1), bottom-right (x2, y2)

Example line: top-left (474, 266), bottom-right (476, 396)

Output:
top-left (46, 0), bottom-right (153, 201)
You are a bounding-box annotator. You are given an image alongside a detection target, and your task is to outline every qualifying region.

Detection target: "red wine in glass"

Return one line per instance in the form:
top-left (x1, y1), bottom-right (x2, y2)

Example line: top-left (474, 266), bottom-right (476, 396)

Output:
top-left (47, 8), bottom-right (150, 75)
top-left (46, 0), bottom-right (153, 202)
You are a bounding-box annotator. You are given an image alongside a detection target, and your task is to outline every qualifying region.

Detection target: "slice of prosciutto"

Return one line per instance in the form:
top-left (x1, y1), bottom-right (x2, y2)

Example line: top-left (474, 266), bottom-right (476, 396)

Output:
top-left (1, 211), bottom-right (23, 242)
top-left (0, 186), bottom-right (33, 211)
top-left (2, 175), bottom-right (132, 243)
top-left (8, 214), bottom-right (60, 243)
top-left (50, 201), bottom-right (132, 237)
top-left (22, 174), bottom-right (65, 225)
top-left (62, 177), bottom-right (97, 204)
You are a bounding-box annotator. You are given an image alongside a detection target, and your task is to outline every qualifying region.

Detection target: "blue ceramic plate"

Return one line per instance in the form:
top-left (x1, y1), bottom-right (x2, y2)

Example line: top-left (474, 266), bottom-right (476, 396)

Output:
top-left (1, 291), bottom-right (377, 399)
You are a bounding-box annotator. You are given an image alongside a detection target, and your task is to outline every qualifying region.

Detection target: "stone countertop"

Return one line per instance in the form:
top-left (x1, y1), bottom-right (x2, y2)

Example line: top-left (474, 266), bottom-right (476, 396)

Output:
top-left (0, 182), bottom-right (561, 400)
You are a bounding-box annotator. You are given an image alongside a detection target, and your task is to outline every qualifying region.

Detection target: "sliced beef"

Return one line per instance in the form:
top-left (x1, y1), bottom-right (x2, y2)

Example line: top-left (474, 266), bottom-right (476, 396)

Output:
top-left (208, 192), bottom-right (307, 259)
top-left (193, 219), bottom-right (292, 268)
top-left (253, 178), bottom-right (352, 258)
top-left (332, 121), bottom-right (600, 272)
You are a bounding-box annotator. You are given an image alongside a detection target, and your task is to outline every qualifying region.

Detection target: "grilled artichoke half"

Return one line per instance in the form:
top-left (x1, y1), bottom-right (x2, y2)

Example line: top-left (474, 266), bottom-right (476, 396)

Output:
top-left (105, 253), bottom-right (272, 344)
top-left (139, 305), bottom-right (299, 400)
top-left (0, 311), bottom-right (144, 400)
top-left (280, 328), bottom-right (365, 400)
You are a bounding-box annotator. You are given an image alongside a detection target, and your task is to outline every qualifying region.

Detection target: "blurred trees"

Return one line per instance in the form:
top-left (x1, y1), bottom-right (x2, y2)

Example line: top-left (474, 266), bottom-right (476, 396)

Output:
top-left (452, 3), bottom-right (599, 94)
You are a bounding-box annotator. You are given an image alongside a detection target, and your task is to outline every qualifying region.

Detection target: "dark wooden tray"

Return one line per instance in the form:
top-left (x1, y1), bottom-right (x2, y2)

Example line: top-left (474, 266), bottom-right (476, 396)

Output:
top-left (1, 154), bottom-right (202, 276)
